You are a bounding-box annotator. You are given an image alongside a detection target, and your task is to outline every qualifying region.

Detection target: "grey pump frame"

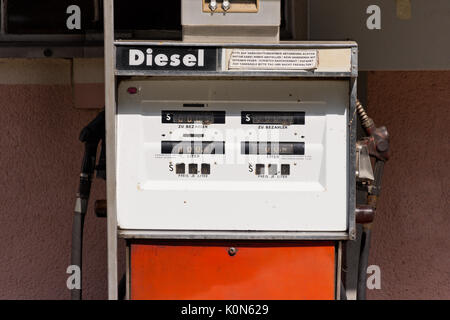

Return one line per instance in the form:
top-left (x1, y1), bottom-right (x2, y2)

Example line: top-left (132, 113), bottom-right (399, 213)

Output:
top-left (104, 1), bottom-right (357, 300)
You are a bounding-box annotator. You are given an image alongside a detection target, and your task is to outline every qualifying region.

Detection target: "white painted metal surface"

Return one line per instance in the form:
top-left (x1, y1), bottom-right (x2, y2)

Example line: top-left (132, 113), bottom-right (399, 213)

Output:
top-left (104, 0), bottom-right (118, 300)
top-left (182, 0), bottom-right (280, 27)
top-left (182, 0), bottom-right (281, 43)
top-left (116, 79), bottom-right (349, 232)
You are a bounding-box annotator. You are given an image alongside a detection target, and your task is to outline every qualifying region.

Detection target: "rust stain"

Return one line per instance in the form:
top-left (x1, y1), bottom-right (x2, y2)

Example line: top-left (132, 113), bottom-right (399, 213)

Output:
top-left (396, 0), bottom-right (412, 20)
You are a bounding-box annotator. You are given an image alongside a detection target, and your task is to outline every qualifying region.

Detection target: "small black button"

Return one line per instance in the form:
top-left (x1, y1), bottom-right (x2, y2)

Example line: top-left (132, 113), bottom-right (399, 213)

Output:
top-left (281, 164), bottom-right (290, 175)
top-left (255, 164), bottom-right (265, 175)
top-left (201, 163), bottom-right (211, 175)
top-left (268, 164), bottom-right (278, 176)
top-left (176, 163), bottom-right (185, 174)
top-left (189, 164), bottom-right (198, 174)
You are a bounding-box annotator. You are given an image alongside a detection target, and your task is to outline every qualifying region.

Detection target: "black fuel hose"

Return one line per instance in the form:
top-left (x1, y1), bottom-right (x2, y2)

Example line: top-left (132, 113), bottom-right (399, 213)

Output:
top-left (71, 203), bottom-right (86, 300)
top-left (71, 144), bottom-right (97, 300)
top-left (357, 226), bottom-right (372, 300)
top-left (70, 111), bottom-right (105, 300)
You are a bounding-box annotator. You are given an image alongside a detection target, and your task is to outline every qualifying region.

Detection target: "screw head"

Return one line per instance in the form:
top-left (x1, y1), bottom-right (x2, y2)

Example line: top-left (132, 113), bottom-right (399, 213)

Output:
top-left (43, 48), bottom-right (53, 57)
top-left (228, 247), bottom-right (237, 256)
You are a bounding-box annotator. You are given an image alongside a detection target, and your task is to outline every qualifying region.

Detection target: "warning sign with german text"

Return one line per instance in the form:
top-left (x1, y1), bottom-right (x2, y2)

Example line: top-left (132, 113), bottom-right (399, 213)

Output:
top-left (228, 49), bottom-right (318, 71)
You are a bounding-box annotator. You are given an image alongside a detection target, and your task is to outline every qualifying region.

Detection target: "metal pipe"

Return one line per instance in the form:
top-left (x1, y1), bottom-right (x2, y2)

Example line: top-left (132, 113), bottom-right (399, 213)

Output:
top-left (357, 225), bottom-right (372, 300)
top-left (104, 0), bottom-right (119, 300)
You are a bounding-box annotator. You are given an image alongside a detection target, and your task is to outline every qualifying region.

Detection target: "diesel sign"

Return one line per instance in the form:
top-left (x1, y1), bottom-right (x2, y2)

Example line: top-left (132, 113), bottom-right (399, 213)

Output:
top-left (129, 49), bottom-right (205, 67)
top-left (116, 46), bottom-right (217, 71)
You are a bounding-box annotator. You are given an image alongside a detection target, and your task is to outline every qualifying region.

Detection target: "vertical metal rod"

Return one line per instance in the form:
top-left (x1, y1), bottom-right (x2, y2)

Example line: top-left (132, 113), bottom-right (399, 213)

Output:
top-left (93, 0), bottom-right (100, 22)
top-left (348, 76), bottom-right (358, 240)
top-left (336, 241), bottom-right (342, 300)
top-left (1, 0), bottom-right (7, 34)
top-left (104, 0), bottom-right (118, 300)
top-left (125, 241), bottom-right (131, 300)
top-left (306, 0), bottom-right (310, 40)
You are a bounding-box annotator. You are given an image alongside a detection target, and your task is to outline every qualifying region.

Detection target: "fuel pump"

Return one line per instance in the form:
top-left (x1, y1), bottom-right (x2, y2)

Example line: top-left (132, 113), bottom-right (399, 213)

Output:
top-left (68, 0), bottom-right (390, 300)
top-left (355, 100), bottom-right (390, 299)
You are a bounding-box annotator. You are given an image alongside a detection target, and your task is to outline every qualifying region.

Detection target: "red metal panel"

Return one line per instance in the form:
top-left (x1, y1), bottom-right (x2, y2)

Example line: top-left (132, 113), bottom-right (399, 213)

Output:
top-left (130, 241), bottom-right (336, 300)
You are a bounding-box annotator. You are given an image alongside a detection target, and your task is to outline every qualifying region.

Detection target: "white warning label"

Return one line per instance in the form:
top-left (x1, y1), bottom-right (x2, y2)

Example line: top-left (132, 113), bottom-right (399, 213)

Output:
top-left (228, 49), bottom-right (318, 71)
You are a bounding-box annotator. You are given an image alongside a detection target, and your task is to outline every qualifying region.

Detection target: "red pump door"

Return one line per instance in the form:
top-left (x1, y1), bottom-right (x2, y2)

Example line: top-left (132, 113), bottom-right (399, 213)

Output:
top-left (130, 241), bottom-right (337, 300)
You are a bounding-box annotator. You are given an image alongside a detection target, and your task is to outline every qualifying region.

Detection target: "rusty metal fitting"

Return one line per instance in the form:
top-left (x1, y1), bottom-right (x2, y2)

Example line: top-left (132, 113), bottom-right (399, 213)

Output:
top-left (367, 195), bottom-right (379, 208)
top-left (356, 205), bottom-right (375, 224)
top-left (95, 200), bottom-right (107, 218)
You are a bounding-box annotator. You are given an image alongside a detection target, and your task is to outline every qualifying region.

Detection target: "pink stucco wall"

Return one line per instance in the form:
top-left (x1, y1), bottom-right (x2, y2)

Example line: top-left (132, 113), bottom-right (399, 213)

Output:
top-left (366, 71), bottom-right (450, 299)
top-left (0, 69), bottom-right (448, 299)
top-left (0, 84), bottom-right (109, 299)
